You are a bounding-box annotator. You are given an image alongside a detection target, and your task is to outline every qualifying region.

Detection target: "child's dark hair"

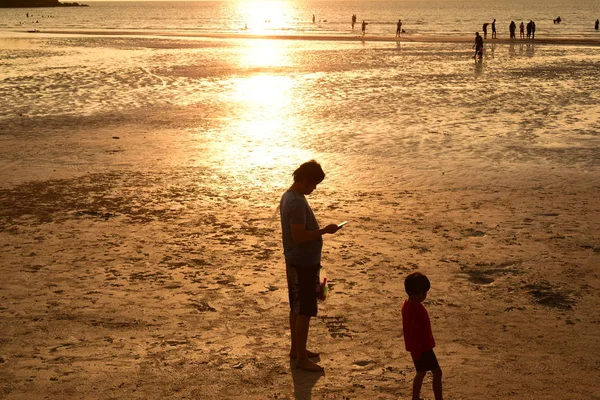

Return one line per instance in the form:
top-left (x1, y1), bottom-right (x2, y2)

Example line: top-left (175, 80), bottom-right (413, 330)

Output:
top-left (293, 160), bottom-right (326, 184)
top-left (404, 272), bottom-right (431, 295)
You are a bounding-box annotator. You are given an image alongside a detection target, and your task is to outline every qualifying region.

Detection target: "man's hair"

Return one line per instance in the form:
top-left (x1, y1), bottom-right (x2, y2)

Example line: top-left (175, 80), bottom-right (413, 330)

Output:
top-left (404, 272), bottom-right (431, 295)
top-left (293, 160), bottom-right (326, 184)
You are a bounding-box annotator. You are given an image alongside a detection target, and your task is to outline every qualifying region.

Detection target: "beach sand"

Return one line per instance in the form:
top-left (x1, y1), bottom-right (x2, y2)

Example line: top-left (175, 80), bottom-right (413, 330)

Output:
top-left (1, 33), bottom-right (600, 399)
top-left (1, 107), bottom-right (599, 400)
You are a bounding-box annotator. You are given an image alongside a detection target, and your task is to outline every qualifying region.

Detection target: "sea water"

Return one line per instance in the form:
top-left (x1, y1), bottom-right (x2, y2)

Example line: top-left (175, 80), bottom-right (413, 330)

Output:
top-left (1, 0), bottom-right (600, 37)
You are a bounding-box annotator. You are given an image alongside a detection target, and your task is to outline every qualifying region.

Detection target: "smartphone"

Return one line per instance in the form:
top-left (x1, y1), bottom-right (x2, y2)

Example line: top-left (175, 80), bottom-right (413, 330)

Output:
top-left (337, 221), bottom-right (348, 228)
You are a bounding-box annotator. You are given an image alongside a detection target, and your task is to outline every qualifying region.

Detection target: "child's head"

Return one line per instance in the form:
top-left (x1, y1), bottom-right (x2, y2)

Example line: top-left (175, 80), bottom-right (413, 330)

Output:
top-left (404, 272), bottom-right (431, 300)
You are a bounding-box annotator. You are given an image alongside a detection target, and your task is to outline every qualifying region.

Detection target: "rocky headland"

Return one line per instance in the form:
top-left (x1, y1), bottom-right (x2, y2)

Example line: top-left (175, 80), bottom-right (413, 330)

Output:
top-left (1, 0), bottom-right (88, 7)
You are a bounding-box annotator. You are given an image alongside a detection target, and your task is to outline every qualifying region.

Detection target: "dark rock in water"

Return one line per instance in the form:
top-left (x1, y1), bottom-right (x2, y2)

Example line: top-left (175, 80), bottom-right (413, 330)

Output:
top-left (1, 0), bottom-right (88, 7)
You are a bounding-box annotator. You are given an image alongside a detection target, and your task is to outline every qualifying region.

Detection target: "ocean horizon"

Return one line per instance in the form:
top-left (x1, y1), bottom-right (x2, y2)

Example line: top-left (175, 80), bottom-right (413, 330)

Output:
top-left (1, 0), bottom-right (600, 38)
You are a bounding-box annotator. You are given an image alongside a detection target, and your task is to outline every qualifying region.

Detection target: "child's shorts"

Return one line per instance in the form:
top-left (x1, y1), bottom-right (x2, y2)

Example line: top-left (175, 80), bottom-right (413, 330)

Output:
top-left (412, 349), bottom-right (440, 372)
top-left (286, 261), bottom-right (320, 317)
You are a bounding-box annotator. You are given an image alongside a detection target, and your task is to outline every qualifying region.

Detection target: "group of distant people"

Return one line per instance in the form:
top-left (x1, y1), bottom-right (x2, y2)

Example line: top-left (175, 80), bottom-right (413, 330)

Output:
top-left (350, 14), bottom-right (405, 37)
top-left (474, 19), bottom-right (537, 59)
top-left (317, 14), bottom-right (600, 39)
top-left (18, 12), bottom-right (55, 26)
top-left (482, 19), bottom-right (535, 40)
top-left (351, 15), bottom-right (600, 38)
top-left (350, 14), bottom-right (370, 36)
top-left (472, 16), bottom-right (600, 59)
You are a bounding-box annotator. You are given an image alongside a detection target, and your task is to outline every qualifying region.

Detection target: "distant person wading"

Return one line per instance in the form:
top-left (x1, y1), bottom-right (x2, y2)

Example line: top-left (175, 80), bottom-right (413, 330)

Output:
top-left (520, 21), bottom-right (525, 39)
top-left (473, 31), bottom-right (484, 59)
top-left (509, 21), bottom-right (516, 39)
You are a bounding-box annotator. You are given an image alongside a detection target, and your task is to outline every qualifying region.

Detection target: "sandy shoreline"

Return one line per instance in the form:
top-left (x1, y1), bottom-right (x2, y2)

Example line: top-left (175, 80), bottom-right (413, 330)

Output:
top-left (5, 28), bottom-right (600, 46)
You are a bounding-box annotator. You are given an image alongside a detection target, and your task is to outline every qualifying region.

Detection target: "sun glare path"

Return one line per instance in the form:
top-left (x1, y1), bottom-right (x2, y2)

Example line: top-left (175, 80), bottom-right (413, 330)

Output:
top-left (235, 0), bottom-right (294, 33)
top-left (217, 73), bottom-right (299, 175)
top-left (239, 39), bottom-right (291, 68)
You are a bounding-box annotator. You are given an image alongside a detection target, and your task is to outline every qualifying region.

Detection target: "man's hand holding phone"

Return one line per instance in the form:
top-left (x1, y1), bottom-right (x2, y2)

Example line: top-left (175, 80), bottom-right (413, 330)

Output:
top-left (322, 221), bottom-right (348, 235)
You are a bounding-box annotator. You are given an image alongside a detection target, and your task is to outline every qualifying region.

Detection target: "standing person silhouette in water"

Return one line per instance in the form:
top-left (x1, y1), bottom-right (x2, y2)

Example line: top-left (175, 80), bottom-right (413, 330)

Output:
top-left (509, 21), bottom-right (516, 39)
top-left (520, 21), bottom-right (525, 39)
top-left (361, 20), bottom-right (368, 35)
top-left (473, 31), bottom-right (484, 59)
top-left (396, 19), bottom-right (403, 37)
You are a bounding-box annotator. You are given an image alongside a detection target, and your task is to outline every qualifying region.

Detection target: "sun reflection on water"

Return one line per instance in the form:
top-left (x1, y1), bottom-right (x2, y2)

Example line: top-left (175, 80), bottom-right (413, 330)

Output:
top-left (214, 38), bottom-right (306, 180)
top-left (226, 74), bottom-right (298, 168)
top-left (232, 74), bottom-right (292, 109)
top-left (238, 39), bottom-right (291, 68)
top-left (235, 0), bottom-right (294, 33)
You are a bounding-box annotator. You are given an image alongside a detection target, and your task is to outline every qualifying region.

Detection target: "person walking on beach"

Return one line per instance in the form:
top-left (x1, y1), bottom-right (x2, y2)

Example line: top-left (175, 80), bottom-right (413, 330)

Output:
top-left (531, 20), bottom-right (536, 39)
top-left (595, 19), bottom-right (599, 30)
top-left (526, 20), bottom-right (532, 39)
top-left (312, 14), bottom-right (315, 23)
top-left (473, 31), bottom-right (483, 59)
top-left (509, 21), bottom-right (516, 39)
top-left (520, 21), bottom-right (525, 39)
top-left (396, 19), bottom-right (403, 37)
top-left (352, 14), bottom-right (357, 29)
top-left (482, 22), bottom-right (489, 38)
top-left (280, 160), bottom-right (342, 372)
top-left (402, 272), bottom-right (444, 400)
top-left (491, 18), bottom-right (497, 39)
top-left (361, 20), bottom-right (368, 35)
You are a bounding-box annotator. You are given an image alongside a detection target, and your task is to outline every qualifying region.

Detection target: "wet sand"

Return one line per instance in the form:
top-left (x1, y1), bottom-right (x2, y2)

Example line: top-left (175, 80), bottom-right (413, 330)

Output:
top-left (10, 28), bottom-right (600, 46)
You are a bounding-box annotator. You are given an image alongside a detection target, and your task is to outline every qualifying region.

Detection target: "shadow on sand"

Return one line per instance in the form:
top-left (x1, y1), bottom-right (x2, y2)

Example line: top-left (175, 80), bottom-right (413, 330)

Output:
top-left (289, 359), bottom-right (324, 400)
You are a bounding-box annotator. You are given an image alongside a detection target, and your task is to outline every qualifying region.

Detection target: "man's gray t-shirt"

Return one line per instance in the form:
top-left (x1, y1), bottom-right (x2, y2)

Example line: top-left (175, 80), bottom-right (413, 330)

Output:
top-left (280, 190), bottom-right (323, 267)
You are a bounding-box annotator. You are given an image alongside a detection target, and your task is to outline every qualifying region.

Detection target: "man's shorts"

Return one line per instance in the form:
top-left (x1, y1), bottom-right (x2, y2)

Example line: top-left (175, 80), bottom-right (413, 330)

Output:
top-left (412, 349), bottom-right (440, 372)
top-left (286, 261), bottom-right (321, 317)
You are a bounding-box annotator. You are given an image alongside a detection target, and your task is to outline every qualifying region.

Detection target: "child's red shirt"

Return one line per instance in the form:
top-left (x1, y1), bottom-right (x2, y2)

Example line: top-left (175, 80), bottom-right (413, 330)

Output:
top-left (401, 299), bottom-right (436, 359)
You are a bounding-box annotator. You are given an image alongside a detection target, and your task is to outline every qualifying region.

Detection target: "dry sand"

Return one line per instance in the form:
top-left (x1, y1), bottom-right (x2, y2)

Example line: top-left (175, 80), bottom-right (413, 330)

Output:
top-left (1, 107), bottom-right (599, 400)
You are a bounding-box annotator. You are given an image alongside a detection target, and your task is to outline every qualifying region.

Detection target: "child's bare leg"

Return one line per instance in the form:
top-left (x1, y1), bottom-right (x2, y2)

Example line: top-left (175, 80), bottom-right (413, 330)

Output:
top-left (432, 368), bottom-right (443, 400)
top-left (412, 371), bottom-right (426, 400)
